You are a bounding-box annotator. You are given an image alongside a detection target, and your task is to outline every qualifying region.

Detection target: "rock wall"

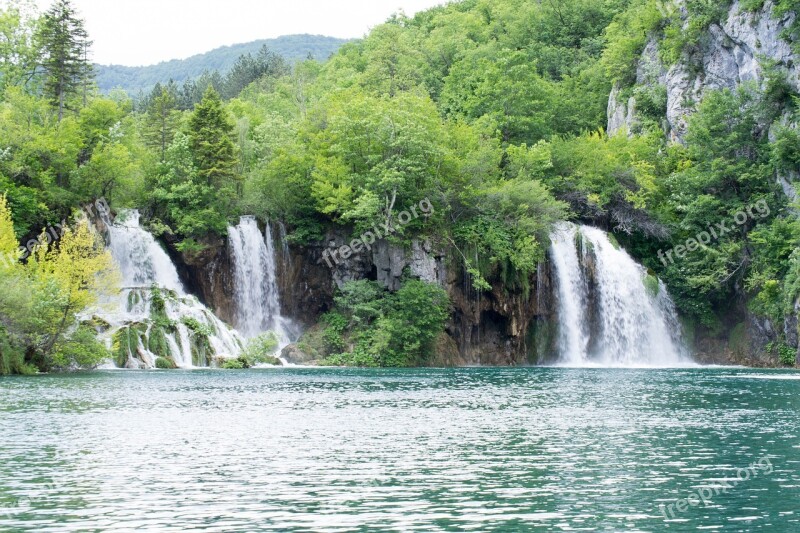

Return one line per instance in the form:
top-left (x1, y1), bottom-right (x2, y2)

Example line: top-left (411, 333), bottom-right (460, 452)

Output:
top-left (163, 219), bottom-right (790, 366)
top-left (163, 233), bottom-right (237, 326)
top-left (273, 227), bottom-right (554, 366)
top-left (608, 0), bottom-right (798, 143)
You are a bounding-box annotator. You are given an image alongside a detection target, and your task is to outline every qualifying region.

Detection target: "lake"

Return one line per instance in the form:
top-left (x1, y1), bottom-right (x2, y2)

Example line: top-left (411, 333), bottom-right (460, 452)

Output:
top-left (1, 367), bottom-right (799, 531)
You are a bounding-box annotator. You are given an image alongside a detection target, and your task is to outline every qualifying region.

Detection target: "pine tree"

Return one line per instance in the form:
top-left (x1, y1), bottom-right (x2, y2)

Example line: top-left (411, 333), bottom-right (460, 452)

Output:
top-left (143, 82), bottom-right (180, 161)
top-left (221, 45), bottom-right (289, 99)
top-left (37, 0), bottom-right (92, 120)
top-left (188, 86), bottom-right (238, 189)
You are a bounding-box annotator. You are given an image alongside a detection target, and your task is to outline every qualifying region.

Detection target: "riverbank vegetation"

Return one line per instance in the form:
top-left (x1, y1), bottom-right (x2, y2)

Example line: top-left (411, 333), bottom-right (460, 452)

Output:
top-left (1, 0), bottom-right (799, 372)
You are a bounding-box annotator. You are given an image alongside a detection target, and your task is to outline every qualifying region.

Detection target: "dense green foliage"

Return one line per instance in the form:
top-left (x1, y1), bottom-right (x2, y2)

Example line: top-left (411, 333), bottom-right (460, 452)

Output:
top-left (240, 332), bottom-right (281, 366)
top-left (2, 0), bottom-right (800, 371)
top-left (321, 280), bottom-right (450, 367)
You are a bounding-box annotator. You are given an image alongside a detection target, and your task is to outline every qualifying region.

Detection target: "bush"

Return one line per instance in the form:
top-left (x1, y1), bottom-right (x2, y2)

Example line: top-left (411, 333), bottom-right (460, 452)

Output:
top-left (221, 358), bottom-right (246, 369)
top-left (778, 344), bottom-right (796, 366)
top-left (240, 331), bottom-right (281, 365)
top-left (322, 279), bottom-right (450, 367)
top-left (321, 312), bottom-right (347, 353)
top-left (181, 316), bottom-right (214, 337)
top-left (633, 84), bottom-right (667, 124)
top-left (155, 357), bottom-right (176, 369)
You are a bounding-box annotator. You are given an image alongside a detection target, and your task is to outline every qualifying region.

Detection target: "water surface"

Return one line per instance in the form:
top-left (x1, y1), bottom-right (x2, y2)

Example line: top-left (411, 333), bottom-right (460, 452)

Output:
top-left (1, 368), bottom-right (799, 531)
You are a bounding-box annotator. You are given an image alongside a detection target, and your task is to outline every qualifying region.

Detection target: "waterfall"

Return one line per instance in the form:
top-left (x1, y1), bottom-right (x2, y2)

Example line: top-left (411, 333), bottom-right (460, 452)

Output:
top-left (96, 210), bottom-right (244, 368)
top-left (550, 223), bottom-right (590, 365)
top-left (228, 217), bottom-right (295, 350)
top-left (549, 222), bottom-right (689, 367)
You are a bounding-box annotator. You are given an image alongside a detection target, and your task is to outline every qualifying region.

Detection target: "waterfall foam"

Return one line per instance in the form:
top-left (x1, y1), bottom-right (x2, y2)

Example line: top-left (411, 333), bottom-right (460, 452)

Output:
top-left (549, 222), bottom-right (690, 367)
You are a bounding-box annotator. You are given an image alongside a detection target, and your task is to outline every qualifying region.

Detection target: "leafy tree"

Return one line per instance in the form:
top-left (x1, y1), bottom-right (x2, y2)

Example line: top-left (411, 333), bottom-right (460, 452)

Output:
top-left (441, 48), bottom-right (556, 144)
top-left (359, 19), bottom-right (426, 97)
top-left (0, 86), bottom-right (82, 230)
top-left (307, 89), bottom-right (446, 232)
top-left (323, 279), bottom-right (450, 367)
top-left (148, 131), bottom-right (229, 238)
top-left (0, 0), bottom-right (41, 95)
top-left (654, 86), bottom-right (781, 323)
top-left (27, 217), bottom-right (118, 368)
top-left (0, 196), bottom-right (118, 373)
top-left (378, 280), bottom-right (450, 366)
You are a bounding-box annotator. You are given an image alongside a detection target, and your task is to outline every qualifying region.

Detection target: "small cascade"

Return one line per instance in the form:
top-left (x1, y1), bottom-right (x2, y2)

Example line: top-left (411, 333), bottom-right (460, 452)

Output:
top-left (228, 217), bottom-right (295, 353)
top-left (276, 220), bottom-right (291, 272)
top-left (549, 222), bottom-right (689, 367)
top-left (95, 210), bottom-right (244, 369)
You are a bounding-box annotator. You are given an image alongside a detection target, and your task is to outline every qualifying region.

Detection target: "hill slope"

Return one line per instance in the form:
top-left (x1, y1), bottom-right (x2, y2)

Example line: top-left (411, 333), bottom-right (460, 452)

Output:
top-left (95, 34), bottom-right (350, 94)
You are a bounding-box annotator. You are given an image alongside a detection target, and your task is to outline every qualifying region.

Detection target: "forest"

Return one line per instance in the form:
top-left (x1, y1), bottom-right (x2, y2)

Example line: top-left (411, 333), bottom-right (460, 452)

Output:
top-left (93, 34), bottom-right (350, 95)
top-left (1, 0), bottom-right (799, 373)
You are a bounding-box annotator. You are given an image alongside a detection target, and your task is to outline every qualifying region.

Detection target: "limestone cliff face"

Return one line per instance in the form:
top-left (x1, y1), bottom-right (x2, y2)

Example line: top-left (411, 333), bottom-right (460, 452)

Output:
top-left (609, 1), bottom-right (798, 143)
top-left (166, 223), bottom-right (552, 365)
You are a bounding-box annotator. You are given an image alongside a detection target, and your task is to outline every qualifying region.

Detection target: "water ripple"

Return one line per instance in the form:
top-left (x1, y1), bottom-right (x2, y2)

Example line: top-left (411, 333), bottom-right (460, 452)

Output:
top-left (0, 367), bottom-right (798, 531)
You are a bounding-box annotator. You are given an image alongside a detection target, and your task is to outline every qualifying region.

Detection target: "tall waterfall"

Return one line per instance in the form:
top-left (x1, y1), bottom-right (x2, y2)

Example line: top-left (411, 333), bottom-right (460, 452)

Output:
top-left (97, 210), bottom-right (244, 368)
top-left (228, 216), bottom-right (294, 348)
top-left (549, 222), bottom-right (689, 367)
top-left (550, 224), bottom-right (590, 363)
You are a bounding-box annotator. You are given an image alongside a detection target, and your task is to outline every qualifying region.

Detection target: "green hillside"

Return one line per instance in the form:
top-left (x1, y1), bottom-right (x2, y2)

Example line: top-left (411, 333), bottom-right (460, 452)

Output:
top-left (95, 34), bottom-right (350, 94)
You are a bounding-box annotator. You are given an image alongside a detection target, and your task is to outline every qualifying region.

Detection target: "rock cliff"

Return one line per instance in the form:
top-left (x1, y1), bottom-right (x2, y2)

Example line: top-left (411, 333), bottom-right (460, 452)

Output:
top-left (609, 0), bottom-right (798, 143)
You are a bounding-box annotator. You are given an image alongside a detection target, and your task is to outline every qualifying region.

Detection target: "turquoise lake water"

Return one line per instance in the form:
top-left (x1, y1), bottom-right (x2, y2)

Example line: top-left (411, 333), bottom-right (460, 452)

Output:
top-left (1, 367), bottom-right (799, 532)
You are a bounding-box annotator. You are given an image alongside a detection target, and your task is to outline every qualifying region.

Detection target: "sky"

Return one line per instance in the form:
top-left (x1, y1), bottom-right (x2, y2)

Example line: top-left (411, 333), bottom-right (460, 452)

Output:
top-left (29, 0), bottom-right (448, 66)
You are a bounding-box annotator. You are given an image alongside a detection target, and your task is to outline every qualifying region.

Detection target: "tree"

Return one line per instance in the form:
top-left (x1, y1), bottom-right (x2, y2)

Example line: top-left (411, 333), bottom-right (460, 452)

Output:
top-left (188, 86), bottom-right (240, 201)
top-left (323, 279), bottom-right (450, 367)
top-left (307, 89), bottom-right (446, 232)
top-left (37, 0), bottom-right (91, 120)
top-left (0, 86), bottom-right (82, 228)
top-left (28, 217), bottom-right (117, 369)
top-left (221, 45), bottom-right (289, 100)
top-left (143, 83), bottom-right (180, 161)
top-left (0, 0), bottom-right (41, 95)
top-left (0, 194), bottom-right (29, 374)
top-left (0, 196), bottom-right (118, 373)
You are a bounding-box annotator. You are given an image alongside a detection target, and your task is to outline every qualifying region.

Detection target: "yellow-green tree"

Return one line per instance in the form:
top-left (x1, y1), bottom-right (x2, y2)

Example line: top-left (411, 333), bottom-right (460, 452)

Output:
top-left (29, 218), bottom-right (118, 368)
top-left (0, 196), bottom-right (119, 374)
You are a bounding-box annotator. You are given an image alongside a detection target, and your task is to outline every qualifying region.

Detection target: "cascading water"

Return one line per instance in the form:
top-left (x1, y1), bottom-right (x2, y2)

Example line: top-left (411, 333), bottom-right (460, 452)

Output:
top-left (95, 210), bottom-right (244, 368)
top-left (549, 222), bottom-right (690, 367)
top-left (228, 217), bottom-right (295, 351)
top-left (550, 223), bottom-right (590, 365)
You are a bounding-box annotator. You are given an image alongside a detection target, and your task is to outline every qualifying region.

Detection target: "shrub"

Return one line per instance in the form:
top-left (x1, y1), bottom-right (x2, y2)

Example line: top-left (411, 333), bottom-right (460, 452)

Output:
top-left (633, 84), bottom-right (667, 123)
top-left (240, 331), bottom-right (282, 365)
top-left (181, 316), bottom-right (214, 337)
top-left (322, 279), bottom-right (450, 367)
top-left (321, 312), bottom-right (347, 353)
top-left (221, 358), bottom-right (246, 369)
top-left (155, 357), bottom-right (176, 369)
top-left (778, 344), bottom-right (796, 366)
